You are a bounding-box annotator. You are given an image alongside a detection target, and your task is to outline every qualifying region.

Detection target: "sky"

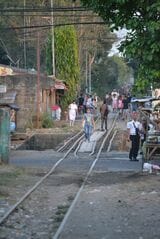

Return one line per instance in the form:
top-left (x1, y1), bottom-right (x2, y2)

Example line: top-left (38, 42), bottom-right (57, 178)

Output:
top-left (108, 28), bottom-right (128, 57)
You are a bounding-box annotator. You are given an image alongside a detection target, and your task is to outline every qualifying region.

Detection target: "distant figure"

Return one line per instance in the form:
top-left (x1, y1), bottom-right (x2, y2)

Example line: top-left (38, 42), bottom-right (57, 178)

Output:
top-left (100, 99), bottom-right (109, 131)
top-left (131, 95), bottom-right (138, 112)
top-left (112, 94), bottom-right (118, 112)
top-left (106, 93), bottom-right (113, 112)
top-left (78, 93), bottom-right (84, 114)
top-left (92, 93), bottom-right (98, 109)
top-left (68, 101), bottom-right (78, 126)
top-left (51, 105), bottom-right (61, 120)
top-left (117, 95), bottom-right (124, 119)
top-left (82, 107), bottom-right (95, 142)
top-left (111, 89), bottom-right (119, 98)
top-left (56, 106), bottom-right (61, 120)
top-left (86, 95), bottom-right (93, 109)
top-left (10, 109), bottom-right (16, 133)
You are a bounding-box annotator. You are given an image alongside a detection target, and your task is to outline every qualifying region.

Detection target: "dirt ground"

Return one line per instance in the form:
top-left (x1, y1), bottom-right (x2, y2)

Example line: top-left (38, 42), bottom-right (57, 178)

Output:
top-left (1, 119), bottom-right (160, 238)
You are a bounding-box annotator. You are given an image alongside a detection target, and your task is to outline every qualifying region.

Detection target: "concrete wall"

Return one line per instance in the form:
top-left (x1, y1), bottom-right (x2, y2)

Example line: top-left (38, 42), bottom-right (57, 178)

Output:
top-left (0, 73), bottom-right (55, 131)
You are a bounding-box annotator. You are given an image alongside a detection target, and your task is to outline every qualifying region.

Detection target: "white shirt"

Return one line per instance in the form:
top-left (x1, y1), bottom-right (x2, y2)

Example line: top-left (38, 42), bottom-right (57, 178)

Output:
top-left (127, 120), bottom-right (141, 135)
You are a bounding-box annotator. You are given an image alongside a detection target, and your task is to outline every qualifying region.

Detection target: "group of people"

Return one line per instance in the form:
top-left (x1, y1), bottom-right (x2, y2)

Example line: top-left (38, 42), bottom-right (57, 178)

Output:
top-left (51, 91), bottom-right (152, 160)
top-left (68, 95), bottom-right (96, 142)
top-left (105, 91), bottom-right (131, 120)
top-left (77, 93), bottom-right (98, 114)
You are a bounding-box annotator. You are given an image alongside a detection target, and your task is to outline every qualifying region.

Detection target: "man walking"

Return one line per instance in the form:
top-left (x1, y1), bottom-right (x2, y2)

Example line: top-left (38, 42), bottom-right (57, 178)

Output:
top-left (100, 99), bottom-right (109, 131)
top-left (127, 111), bottom-right (141, 161)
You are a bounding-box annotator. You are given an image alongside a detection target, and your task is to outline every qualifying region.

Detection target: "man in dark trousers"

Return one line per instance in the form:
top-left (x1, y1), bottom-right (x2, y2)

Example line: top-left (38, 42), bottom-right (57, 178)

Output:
top-left (100, 99), bottom-right (109, 131)
top-left (127, 111), bottom-right (141, 161)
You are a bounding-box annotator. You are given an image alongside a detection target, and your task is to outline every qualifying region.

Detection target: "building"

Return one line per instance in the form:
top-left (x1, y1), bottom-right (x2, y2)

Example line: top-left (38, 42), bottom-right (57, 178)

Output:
top-left (0, 65), bottom-right (67, 131)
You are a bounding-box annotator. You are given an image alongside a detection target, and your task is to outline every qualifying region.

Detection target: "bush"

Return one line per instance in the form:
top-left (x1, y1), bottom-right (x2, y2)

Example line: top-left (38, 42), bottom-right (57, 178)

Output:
top-left (41, 113), bottom-right (53, 128)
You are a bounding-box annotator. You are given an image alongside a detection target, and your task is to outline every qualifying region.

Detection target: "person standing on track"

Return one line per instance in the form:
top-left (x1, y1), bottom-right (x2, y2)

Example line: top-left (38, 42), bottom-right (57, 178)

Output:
top-left (106, 93), bottom-right (113, 112)
top-left (82, 107), bottom-right (95, 142)
top-left (100, 99), bottom-right (109, 131)
top-left (127, 111), bottom-right (141, 161)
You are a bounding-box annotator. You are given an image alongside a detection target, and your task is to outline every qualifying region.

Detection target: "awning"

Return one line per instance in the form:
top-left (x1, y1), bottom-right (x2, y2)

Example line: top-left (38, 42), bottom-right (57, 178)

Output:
top-left (131, 97), bottom-right (154, 103)
top-left (0, 66), bottom-right (13, 76)
top-left (53, 81), bottom-right (67, 90)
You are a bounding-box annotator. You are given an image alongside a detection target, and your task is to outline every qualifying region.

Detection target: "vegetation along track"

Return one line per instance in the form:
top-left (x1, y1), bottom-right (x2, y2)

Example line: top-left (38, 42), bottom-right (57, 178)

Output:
top-left (0, 114), bottom-right (118, 239)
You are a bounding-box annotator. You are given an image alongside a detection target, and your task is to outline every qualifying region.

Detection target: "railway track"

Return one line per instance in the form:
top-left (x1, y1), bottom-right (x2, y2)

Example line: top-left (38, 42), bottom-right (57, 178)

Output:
top-left (0, 113), bottom-right (118, 239)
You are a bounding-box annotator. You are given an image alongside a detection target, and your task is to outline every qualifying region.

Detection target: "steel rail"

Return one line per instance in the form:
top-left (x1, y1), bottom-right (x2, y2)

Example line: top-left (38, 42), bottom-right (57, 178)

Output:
top-left (0, 134), bottom-right (84, 226)
top-left (59, 115), bottom-right (100, 153)
top-left (74, 139), bottom-right (84, 157)
top-left (57, 130), bottom-right (83, 152)
top-left (0, 114), bottom-right (114, 228)
top-left (107, 129), bottom-right (118, 152)
top-left (52, 113), bottom-right (118, 239)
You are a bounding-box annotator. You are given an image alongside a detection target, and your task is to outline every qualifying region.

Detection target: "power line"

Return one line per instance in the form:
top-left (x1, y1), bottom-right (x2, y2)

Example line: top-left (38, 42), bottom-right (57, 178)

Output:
top-left (0, 21), bottom-right (106, 31)
top-left (0, 6), bottom-right (89, 13)
top-left (1, 13), bottom-right (98, 17)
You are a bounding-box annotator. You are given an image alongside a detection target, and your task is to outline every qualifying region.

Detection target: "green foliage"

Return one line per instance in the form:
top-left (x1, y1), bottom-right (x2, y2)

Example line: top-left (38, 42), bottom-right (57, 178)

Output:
top-left (91, 53), bottom-right (131, 98)
top-left (111, 56), bottom-right (131, 86)
top-left (91, 57), bottom-right (118, 97)
top-left (46, 25), bottom-right (80, 110)
top-left (41, 113), bottom-right (53, 128)
top-left (80, 0), bottom-right (160, 92)
top-left (46, 35), bottom-right (52, 75)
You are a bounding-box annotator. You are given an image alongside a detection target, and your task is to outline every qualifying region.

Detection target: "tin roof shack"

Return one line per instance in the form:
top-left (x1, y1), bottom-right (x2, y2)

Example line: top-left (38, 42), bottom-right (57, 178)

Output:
top-left (0, 65), bottom-right (56, 131)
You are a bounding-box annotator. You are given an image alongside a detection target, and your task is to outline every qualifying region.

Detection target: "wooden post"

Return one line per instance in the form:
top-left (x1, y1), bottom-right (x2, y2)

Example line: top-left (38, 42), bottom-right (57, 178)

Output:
top-left (0, 108), bottom-right (10, 164)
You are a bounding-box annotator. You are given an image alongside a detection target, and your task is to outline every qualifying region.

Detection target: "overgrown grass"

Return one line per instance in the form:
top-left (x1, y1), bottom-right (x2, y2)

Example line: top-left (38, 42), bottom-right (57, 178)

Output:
top-left (0, 167), bottom-right (22, 186)
top-left (54, 204), bottom-right (70, 223)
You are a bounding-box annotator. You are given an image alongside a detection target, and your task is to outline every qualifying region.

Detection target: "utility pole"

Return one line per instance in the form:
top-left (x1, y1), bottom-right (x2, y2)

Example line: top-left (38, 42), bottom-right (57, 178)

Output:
top-left (85, 50), bottom-right (88, 94)
top-left (23, 0), bottom-right (27, 68)
top-left (88, 54), bottom-right (95, 94)
top-left (36, 32), bottom-right (40, 129)
top-left (51, 0), bottom-right (55, 76)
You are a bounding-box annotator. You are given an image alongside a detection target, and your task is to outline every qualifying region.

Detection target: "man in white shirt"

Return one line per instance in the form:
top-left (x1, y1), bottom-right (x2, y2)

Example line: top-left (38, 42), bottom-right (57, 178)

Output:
top-left (127, 111), bottom-right (141, 161)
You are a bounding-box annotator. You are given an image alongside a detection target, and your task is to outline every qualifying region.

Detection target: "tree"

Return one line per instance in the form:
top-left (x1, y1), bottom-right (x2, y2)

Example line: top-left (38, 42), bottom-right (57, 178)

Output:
top-left (46, 25), bottom-right (80, 110)
top-left (80, 0), bottom-right (160, 93)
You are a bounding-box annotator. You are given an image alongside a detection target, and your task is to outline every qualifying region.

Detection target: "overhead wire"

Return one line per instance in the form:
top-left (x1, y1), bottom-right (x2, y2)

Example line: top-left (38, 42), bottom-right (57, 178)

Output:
top-left (0, 21), bottom-right (106, 31)
top-left (0, 6), bottom-right (89, 13)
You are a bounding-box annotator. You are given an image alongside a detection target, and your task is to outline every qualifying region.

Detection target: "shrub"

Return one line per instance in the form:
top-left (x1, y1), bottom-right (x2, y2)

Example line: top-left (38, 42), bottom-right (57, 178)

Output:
top-left (41, 113), bottom-right (53, 128)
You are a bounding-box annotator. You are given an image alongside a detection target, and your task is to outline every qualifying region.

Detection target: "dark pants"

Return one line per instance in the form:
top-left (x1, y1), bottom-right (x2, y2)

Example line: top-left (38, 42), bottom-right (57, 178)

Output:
top-left (101, 116), bottom-right (108, 130)
top-left (129, 135), bottom-right (140, 159)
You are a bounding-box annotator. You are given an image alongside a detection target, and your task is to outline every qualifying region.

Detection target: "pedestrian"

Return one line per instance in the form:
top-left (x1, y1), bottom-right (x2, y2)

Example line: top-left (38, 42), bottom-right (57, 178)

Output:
top-left (51, 105), bottom-right (61, 120)
top-left (112, 93), bottom-right (118, 113)
top-left (122, 95), bottom-right (129, 121)
top-left (56, 105), bottom-right (61, 121)
top-left (68, 100), bottom-right (78, 126)
top-left (86, 94), bottom-right (93, 109)
top-left (78, 93), bottom-right (84, 114)
top-left (82, 107), bottom-right (95, 142)
top-left (106, 93), bottom-right (113, 112)
top-left (100, 99), bottom-right (109, 131)
top-left (117, 95), bottom-right (124, 119)
top-left (10, 109), bottom-right (16, 133)
top-left (127, 111), bottom-right (141, 161)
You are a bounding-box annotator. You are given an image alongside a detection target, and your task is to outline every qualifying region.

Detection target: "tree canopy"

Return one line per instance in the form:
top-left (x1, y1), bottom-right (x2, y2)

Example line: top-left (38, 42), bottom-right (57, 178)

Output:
top-left (80, 0), bottom-right (160, 93)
